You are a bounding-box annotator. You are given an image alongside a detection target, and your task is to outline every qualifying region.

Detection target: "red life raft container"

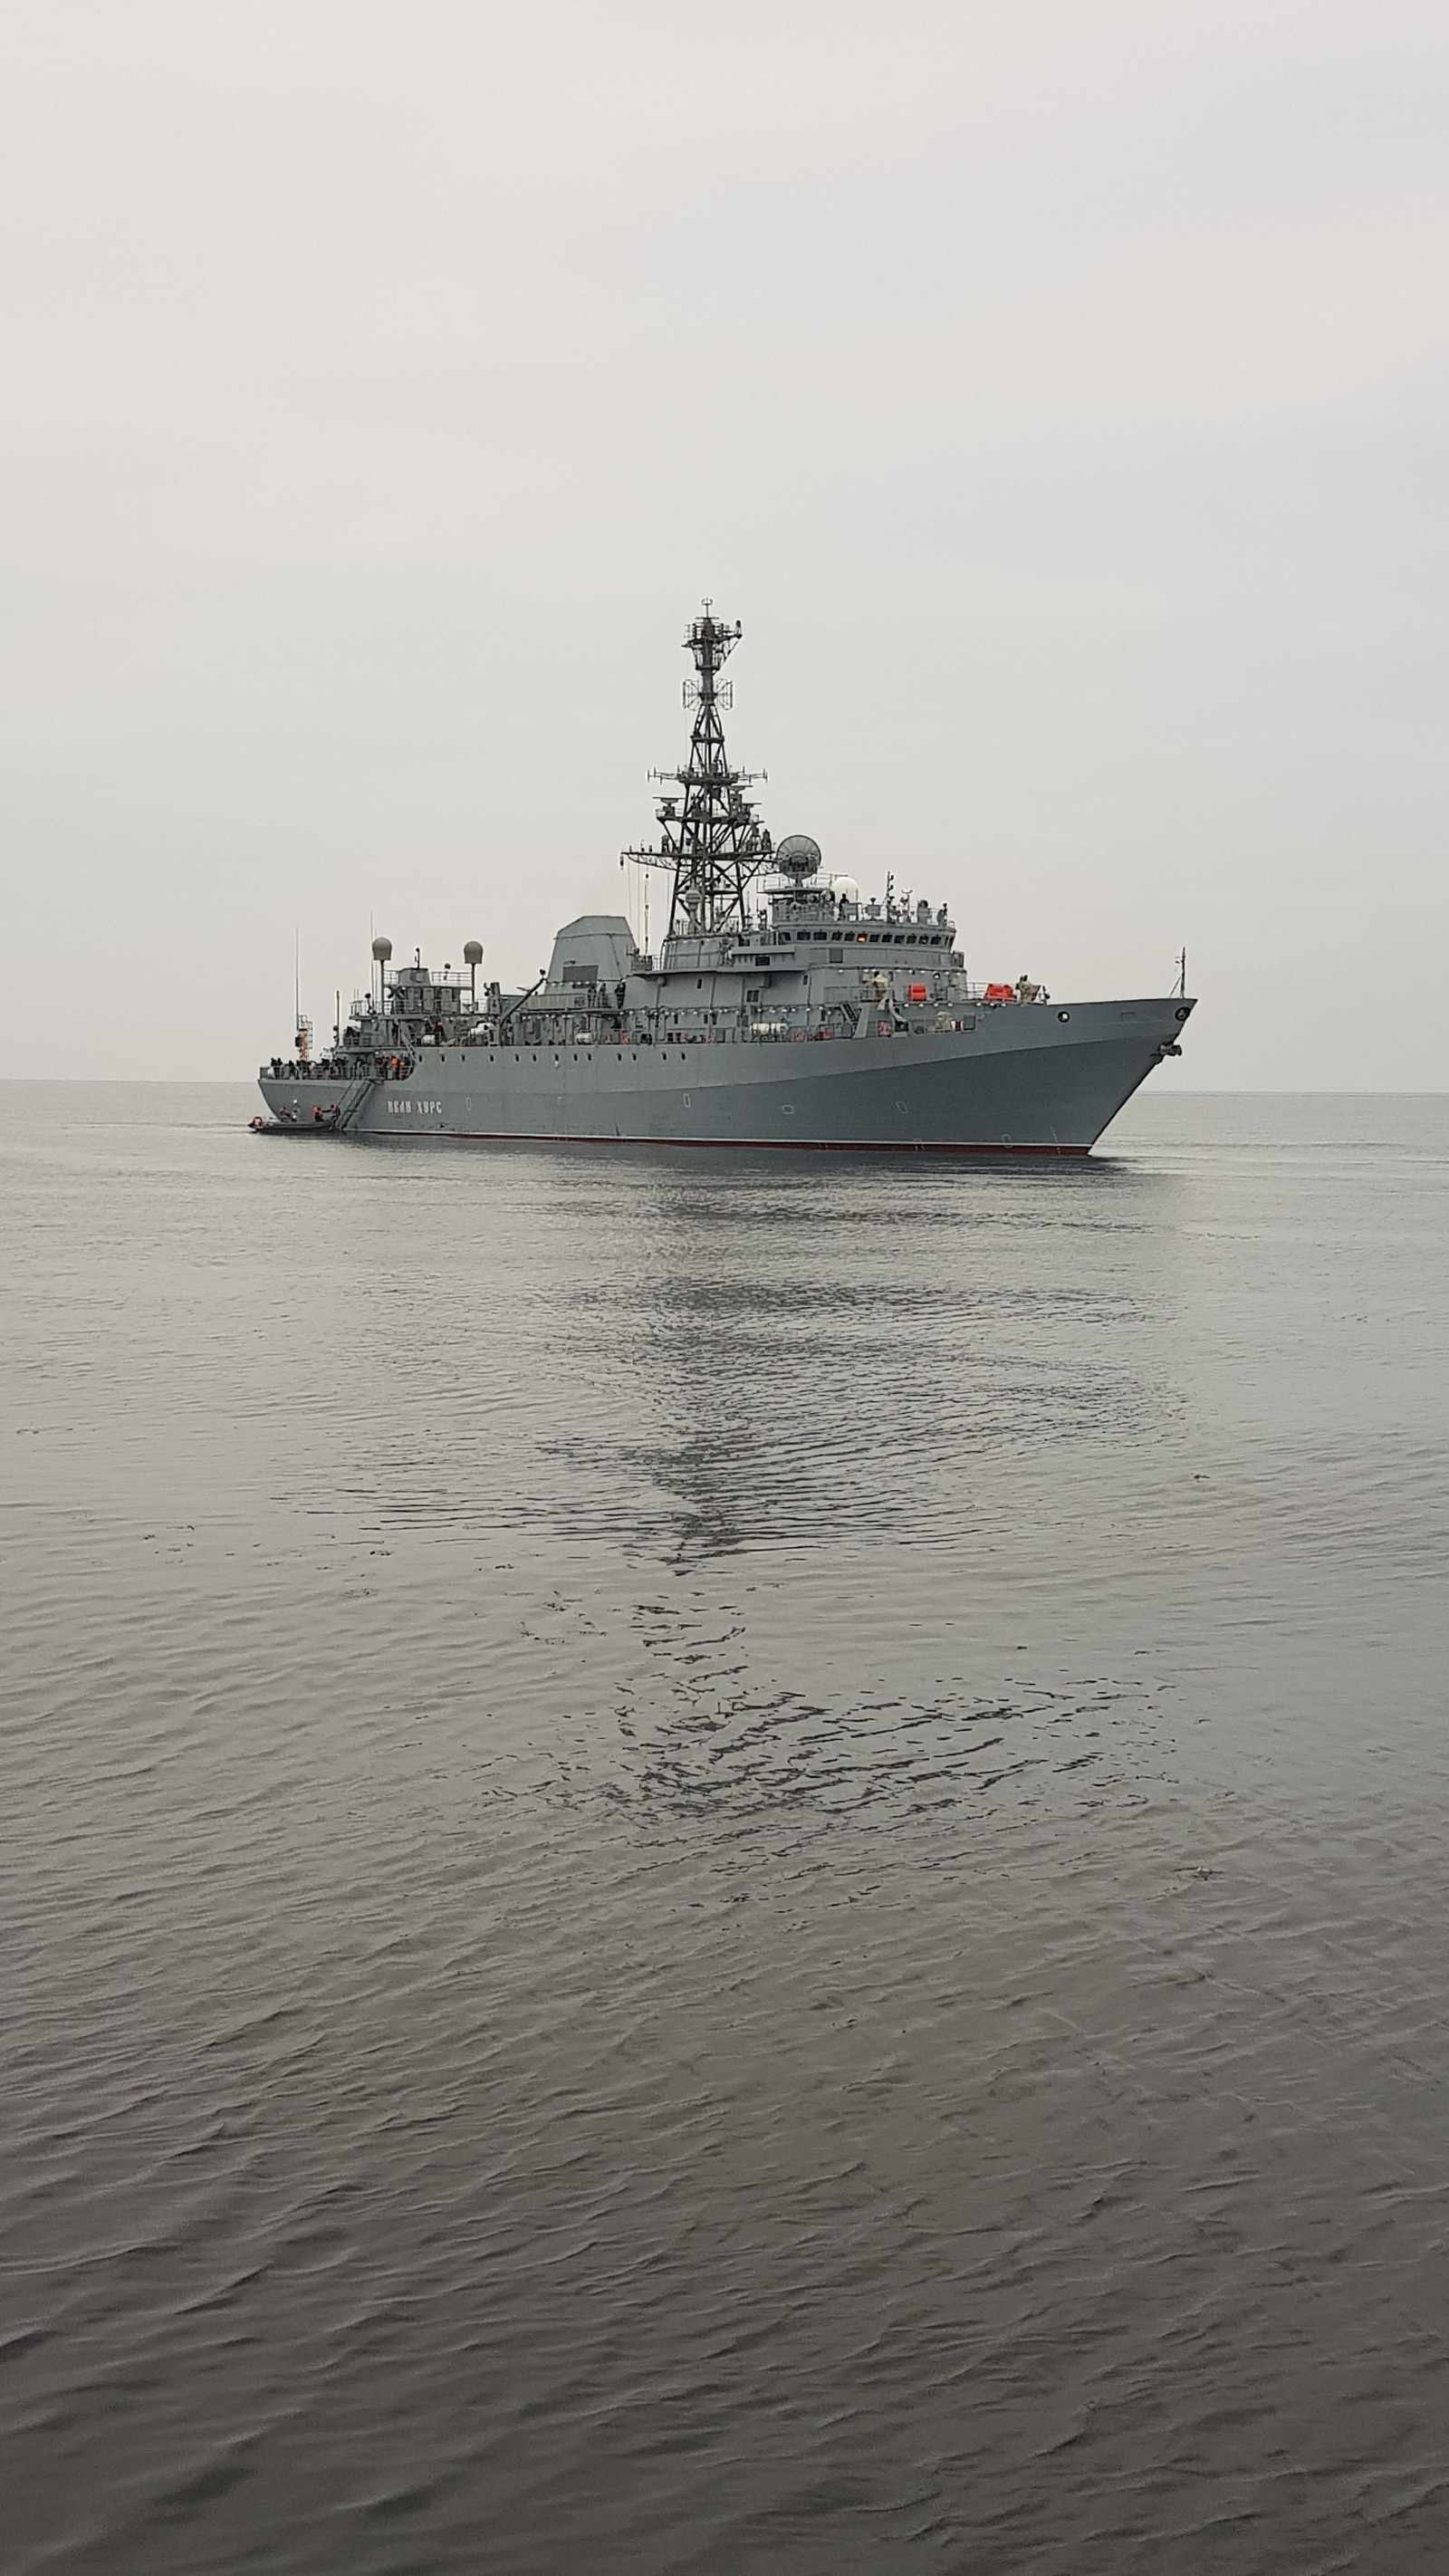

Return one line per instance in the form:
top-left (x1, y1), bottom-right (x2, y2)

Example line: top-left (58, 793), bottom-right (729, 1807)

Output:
top-left (984, 982), bottom-right (1015, 1004)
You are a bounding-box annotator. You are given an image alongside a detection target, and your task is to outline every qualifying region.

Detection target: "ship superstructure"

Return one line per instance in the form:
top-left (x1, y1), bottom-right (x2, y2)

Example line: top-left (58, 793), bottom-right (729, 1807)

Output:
top-left (254, 607), bottom-right (1193, 1150)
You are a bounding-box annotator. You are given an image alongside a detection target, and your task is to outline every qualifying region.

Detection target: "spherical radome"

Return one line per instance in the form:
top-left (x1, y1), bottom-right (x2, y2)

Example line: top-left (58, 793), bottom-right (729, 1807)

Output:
top-left (463, 939), bottom-right (485, 966)
top-left (371, 936), bottom-right (393, 962)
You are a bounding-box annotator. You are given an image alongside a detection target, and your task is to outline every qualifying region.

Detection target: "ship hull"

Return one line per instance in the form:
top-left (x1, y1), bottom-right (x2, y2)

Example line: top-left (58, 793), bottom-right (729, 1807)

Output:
top-left (258, 998), bottom-right (1193, 1151)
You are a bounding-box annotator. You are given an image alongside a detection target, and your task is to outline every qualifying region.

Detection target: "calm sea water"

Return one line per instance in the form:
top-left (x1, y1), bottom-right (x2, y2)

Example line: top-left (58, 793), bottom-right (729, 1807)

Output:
top-left (4, 1084), bottom-right (1447, 2574)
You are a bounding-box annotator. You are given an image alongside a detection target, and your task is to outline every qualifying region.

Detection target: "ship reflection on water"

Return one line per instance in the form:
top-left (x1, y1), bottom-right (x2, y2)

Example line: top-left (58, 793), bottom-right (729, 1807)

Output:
top-left (331, 1137), bottom-right (1184, 1826)
top-left (345, 1139), bottom-right (1183, 1570)
top-left (563, 1149), bottom-right (1184, 1827)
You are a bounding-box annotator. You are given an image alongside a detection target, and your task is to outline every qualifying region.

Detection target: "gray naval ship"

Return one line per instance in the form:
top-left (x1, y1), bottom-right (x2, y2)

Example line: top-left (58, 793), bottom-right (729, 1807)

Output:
top-left (255, 605), bottom-right (1193, 1152)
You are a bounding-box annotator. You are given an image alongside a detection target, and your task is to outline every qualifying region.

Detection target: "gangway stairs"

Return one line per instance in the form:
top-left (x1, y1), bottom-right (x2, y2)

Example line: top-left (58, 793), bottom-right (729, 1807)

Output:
top-left (335, 1072), bottom-right (379, 1134)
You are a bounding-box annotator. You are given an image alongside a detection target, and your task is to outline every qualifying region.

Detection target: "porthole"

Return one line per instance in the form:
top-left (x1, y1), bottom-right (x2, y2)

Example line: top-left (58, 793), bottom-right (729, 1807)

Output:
top-left (1057, 1009), bottom-right (1070, 1024)
top-left (1175, 1004), bottom-right (1190, 1023)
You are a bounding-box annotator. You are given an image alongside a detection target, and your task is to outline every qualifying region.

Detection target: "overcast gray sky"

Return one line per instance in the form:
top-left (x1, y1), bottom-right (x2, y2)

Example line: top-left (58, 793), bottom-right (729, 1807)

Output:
top-left (3, 0), bottom-right (1444, 1084)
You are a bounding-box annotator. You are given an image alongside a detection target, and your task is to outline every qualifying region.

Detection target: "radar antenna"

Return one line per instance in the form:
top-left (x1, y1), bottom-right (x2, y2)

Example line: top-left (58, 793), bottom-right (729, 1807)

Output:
top-left (623, 603), bottom-right (772, 939)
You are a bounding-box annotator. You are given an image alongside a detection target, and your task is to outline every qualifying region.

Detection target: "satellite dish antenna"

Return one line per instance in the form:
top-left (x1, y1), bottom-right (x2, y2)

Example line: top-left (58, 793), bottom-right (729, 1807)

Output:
top-left (775, 833), bottom-right (822, 879)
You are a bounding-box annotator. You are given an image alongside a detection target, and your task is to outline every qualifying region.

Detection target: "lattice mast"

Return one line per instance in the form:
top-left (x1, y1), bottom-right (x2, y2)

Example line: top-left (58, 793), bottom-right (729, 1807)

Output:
top-left (623, 603), bottom-right (772, 940)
